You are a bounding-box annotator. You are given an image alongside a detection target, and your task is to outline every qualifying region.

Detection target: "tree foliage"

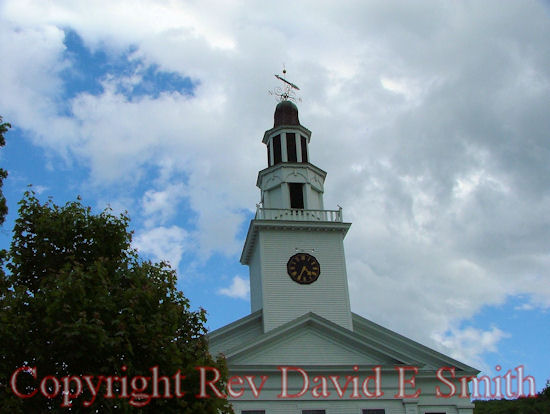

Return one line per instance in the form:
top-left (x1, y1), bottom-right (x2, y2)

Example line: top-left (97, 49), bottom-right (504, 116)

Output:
top-left (474, 384), bottom-right (550, 414)
top-left (0, 116), bottom-right (10, 225)
top-left (0, 192), bottom-right (233, 413)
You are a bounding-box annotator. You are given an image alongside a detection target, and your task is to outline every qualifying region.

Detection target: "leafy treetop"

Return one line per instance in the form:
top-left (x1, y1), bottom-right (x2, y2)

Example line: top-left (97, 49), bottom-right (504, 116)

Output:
top-left (0, 192), bottom-right (233, 413)
top-left (0, 116), bottom-right (10, 225)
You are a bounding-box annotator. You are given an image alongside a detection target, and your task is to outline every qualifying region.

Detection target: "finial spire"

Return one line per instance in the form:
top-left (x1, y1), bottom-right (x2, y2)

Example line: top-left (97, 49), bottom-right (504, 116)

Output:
top-left (269, 66), bottom-right (301, 103)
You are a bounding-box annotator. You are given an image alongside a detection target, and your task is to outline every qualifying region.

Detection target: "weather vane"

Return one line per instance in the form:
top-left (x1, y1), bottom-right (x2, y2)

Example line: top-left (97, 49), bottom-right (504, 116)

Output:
top-left (269, 67), bottom-right (301, 103)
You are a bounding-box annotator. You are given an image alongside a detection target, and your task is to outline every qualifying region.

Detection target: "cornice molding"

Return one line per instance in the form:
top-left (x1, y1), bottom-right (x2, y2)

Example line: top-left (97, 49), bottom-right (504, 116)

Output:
top-left (240, 220), bottom-right (351, 265)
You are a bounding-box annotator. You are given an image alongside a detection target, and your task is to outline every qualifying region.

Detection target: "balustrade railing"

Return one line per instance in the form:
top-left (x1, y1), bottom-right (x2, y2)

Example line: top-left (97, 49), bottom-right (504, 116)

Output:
top-left (255, 207), bottom-right (343, 222)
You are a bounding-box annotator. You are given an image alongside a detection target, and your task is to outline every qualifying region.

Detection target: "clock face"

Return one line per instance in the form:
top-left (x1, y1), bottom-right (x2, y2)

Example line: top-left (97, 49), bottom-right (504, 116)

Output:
top-left (287, 253), bottom-right (321, 284)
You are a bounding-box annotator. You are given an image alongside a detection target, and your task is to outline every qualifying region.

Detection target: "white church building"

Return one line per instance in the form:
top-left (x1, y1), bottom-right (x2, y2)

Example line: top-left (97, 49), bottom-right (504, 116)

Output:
top-left (209, 99), bottom-right (478, 414)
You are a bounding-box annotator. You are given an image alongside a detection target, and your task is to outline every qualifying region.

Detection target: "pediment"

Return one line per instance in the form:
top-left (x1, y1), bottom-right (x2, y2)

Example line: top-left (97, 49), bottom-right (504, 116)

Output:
top-left (223, 313), bottom-right (409, 367)
top-left (230, 323), bottom-right (400, 366)
top-left (210, 312), bottom-right (478, 375)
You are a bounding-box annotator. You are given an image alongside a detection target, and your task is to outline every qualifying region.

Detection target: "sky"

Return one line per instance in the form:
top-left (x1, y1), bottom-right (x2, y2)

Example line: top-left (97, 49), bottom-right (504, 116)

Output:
top-left (1, 0), bottom-right (549, 395)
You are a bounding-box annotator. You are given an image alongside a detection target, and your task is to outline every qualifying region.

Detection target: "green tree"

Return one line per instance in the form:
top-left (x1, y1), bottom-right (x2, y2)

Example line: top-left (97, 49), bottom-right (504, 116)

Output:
top-left (0, 116), bottom-right (10, 224)
top-left (541, 382), bottom-right (550, 400)
top-left (474, 383), bottom-right (550, 414)
top-left (0, 192), bottom-right (233, 413)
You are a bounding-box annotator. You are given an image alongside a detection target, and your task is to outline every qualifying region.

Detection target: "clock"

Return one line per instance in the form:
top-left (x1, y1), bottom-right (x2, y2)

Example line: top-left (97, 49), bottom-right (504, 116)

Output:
top-left (287, 253), bottom-right (321, 284)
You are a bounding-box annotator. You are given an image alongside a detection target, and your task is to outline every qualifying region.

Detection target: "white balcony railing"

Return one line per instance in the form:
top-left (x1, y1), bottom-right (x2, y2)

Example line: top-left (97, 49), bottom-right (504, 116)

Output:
top-left (255, 207), bottom-right (343, 222)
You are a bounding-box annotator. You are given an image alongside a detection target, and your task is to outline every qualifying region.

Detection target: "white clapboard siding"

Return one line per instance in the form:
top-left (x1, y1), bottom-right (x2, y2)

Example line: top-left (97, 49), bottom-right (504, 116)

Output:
top-left (257, 228), bottom-right (352, 332)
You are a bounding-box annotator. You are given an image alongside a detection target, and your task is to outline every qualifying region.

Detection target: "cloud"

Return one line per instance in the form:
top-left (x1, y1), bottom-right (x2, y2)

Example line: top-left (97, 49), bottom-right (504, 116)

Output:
top-left (133, 225), bottom-right (187, 269)
top-left (141, 183), bottom-right (186, 227)
top-left (0, 23), bottom-right (77, 152)
top-left (432, 326), bottom-right (510, 371)
top-left (31, 185), bottom-right (49, 195)
top-left (1, 0), bottom-right (238, 52)
top-left (218, 276), bottom-right (250, 300)
top-left (514, 303), bottom-right (535, 311)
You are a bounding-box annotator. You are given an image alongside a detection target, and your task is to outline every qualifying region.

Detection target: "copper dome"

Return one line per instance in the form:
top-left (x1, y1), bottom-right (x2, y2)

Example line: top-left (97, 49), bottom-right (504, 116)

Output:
top-left (274, 100), bottom-right (300, 127)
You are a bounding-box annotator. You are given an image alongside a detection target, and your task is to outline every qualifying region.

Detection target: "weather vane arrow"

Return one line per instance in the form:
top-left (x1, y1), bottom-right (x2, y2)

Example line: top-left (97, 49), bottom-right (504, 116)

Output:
top-left (269, 67), bottom-right (301, 102)
top-left (274, 73), bottom-right (300, 91)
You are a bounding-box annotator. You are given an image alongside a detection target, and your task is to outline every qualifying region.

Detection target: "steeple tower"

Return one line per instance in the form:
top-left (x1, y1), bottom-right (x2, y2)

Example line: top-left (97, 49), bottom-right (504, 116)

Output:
top-left (259, 100), bottom-right (326, 212)
top-left (210, 86), bottom-right (479, 414)
top-left (241, 100), bottom-right (353, 333)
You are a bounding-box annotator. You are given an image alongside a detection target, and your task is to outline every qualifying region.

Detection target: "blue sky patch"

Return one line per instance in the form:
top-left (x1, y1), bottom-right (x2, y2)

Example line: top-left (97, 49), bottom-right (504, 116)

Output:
top-left (61, 30), bottom-right (195, 104)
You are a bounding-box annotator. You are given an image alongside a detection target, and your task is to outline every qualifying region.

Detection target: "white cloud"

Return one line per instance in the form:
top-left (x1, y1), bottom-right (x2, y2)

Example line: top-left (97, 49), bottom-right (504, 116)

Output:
top-left (133, 225), bottom-right (187, 269)
top-left (1, 0), bottom-right (238, 51)
top-left (218, 276), bottom-right (250, 300)
top-left (432, 326), bottom-right (510, 371)
top-left (141, 183), bottom-right (186, 227)
top-left (31, 185), bottom-right (49, 195)
top-left (514, 303), bottom-right (535, 311)
top-left (0, 23), bottom-right (78, 153)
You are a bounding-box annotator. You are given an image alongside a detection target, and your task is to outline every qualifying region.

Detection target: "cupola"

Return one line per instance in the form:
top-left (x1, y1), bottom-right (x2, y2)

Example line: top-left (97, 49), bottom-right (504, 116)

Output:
top-left (263, 101), bottom-right (311, 167)
top-left (257, 101), bottom-right (327, 212)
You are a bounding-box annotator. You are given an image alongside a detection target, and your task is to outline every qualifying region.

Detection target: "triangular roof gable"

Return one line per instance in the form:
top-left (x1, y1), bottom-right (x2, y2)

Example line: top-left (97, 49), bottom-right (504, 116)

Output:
top-left (208, 310), bottom-right (263, 357)
top-left (211, 312), bottom-right (479, 374)
top-left (225, 312), bottom-right (411, 366)
top-left (352, 313), bottom-right (479, 374)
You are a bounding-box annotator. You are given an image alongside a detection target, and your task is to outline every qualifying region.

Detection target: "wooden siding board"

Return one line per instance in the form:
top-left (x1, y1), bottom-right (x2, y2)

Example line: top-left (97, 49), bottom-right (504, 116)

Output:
top-left (250, 241), bottom-right (263, 312)
top-left (230, 326), bottom-right (393, 366)
top-left (209, 316), bottom-right (263, 356)
top-left (259, 228), bottom-right (352, 332)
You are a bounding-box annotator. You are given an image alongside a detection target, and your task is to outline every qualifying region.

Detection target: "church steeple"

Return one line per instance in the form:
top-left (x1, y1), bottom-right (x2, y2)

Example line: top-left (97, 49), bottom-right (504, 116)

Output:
top-left (259, 102), bottom-right (327, 213)
top-left (211, 84), bottom-right (480, 414)
top-left (264, 100), bottom-right (310, 167)
top-left (241, 97), bottom-right (353, 333)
